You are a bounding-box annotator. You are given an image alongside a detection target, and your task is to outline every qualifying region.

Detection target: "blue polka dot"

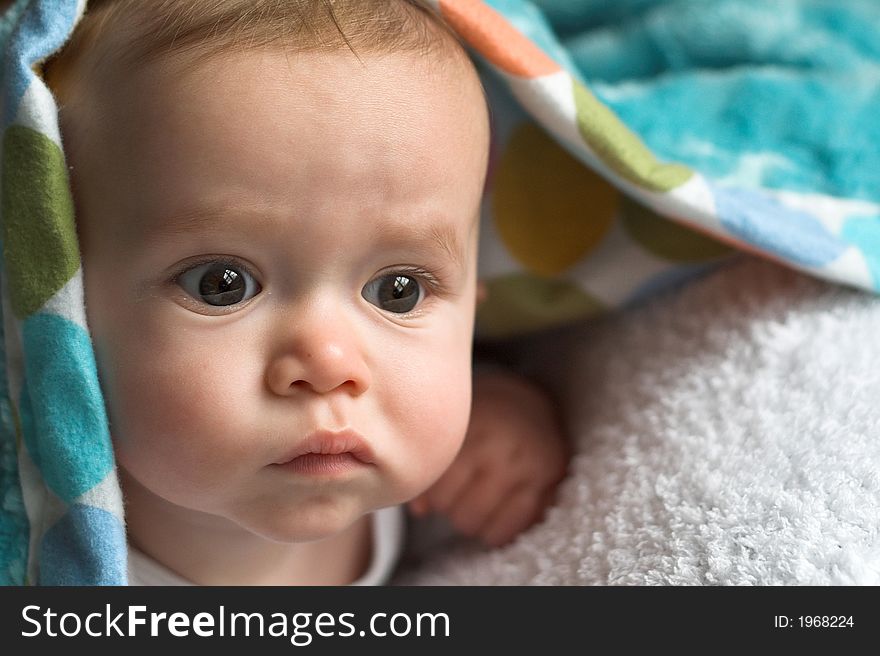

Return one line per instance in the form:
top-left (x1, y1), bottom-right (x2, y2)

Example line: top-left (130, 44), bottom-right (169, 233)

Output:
top-left (0, 298), bottom-right (28, 584)
top-left (711, 184), bottom-right (847, 267)
top-left (841, 215), bottom-right (880, 290)
top-left (19, 313), bottom-right (113, 503)
top-left (2, 0), bottom-right (80, 127)
top-left (39, 504), bottom-right (127, 585)
top-left (0, 401), bottom-right (28, 585)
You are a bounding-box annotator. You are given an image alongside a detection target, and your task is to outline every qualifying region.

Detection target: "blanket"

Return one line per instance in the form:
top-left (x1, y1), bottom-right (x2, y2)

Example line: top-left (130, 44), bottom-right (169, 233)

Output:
top-left (397, 256), bottom-right (880, 585)
top-left (1, 0), bottom-right (878, 584)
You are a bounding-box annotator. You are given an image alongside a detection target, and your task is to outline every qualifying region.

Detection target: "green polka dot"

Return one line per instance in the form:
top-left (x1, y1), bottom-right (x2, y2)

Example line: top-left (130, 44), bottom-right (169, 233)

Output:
top-left (573, 80), bottom-right (693, 192)
top-left (619, 195), bottom-right (732, 262)
top-left (2, 125), bottom-right (80, 319)
top-left (493, 122), bottom-right (618, 276)
top-left (476, 273), bottom-right (605, 338)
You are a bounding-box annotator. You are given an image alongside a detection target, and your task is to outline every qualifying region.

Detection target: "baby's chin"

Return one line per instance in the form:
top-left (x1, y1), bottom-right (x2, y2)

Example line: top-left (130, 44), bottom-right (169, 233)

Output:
top-left (232, 497), bottom-right (381, 544)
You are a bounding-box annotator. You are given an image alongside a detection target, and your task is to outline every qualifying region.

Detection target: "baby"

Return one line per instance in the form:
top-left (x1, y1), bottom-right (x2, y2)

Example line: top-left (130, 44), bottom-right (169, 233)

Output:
top-left (44, 0), bottom-right (567, 585)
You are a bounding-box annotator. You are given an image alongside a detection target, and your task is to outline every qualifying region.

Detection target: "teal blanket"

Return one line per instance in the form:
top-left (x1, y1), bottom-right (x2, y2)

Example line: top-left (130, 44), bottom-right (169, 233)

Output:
top-left (1, 0), bottom-right (878, 585)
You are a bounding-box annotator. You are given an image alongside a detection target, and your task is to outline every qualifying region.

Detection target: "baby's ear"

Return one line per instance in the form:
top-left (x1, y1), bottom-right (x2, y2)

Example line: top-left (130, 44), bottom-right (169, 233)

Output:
top-left (476, 280), bottom-right (488, 307)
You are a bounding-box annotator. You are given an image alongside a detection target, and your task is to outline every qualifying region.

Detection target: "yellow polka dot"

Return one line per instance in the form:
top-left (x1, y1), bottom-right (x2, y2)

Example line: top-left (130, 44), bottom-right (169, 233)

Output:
top-left (476, 273), bottom-right (605, 338)
top-left (492, 122), bottom-right (618, 276)
top-left (619, 195), bottom-right (732, 262)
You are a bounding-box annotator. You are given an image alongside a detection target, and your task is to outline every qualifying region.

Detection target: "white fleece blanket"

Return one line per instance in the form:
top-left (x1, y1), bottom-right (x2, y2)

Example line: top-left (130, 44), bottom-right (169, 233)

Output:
top-left (396, 257), bottom-right (880, 585)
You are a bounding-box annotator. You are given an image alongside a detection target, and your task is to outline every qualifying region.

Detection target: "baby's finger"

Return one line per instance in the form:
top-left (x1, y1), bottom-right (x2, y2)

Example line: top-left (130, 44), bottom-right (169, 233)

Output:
top-left (479, 487), bottom-right (545, 548)
top-left (445, 473), bottom-right (514, 537)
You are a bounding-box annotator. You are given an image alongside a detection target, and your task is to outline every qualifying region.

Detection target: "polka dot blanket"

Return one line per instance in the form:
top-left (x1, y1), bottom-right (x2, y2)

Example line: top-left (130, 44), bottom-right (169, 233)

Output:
top-left (1, 0), bottom-right (878, 584)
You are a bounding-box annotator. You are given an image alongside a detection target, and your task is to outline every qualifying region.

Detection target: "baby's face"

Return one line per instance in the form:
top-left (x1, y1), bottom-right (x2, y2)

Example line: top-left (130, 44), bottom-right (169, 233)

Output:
top-left (69, 47), bottom-right (489, 542)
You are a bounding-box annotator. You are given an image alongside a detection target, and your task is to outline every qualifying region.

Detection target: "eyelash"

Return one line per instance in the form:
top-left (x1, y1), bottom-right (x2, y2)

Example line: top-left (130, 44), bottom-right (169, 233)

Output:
top-left (382, 266), bottom-right (443, 294)
top-left (169, 256), bottom-right (258, 287)
top-left (167, 256), bottom-right (260, 310)
top-left (168, 259), bottom-right (447, 308)
top-left (363, 266), bottom-right (447, 319)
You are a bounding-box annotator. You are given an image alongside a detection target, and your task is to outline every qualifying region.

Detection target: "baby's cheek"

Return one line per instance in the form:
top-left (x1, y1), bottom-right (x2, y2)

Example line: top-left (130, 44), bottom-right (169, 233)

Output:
top-left (106, 341), bottom-right (259, 502)
top-left (386, 353), bottom-right (472, 499)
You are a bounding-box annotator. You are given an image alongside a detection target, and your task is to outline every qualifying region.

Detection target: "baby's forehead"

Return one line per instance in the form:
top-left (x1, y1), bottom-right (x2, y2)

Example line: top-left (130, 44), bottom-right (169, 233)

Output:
top-left (53, 3), bottom-right (489, 261)
top-left (47, 0), bottom-right (485, 164)
top-left (71, 52), bottom-right (484, 248)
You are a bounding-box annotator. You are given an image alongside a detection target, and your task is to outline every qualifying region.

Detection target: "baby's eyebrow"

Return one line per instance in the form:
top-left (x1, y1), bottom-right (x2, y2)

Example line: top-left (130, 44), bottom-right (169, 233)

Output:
top-left (142, 204), bottom-right (472, 269)
top-left (425, 221), bottom-right (467, 270)
top-left (374, 214), bottom-right (474, 272)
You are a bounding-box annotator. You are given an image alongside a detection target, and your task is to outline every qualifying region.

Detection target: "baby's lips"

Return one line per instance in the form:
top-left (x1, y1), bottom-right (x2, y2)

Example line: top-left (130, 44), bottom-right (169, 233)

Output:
top-left (274, 428), bottom-right (376, 466)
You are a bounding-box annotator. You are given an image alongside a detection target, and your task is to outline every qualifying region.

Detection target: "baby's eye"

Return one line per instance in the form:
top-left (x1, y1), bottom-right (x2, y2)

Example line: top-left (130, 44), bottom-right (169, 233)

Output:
top-left (177, 261), bottom-right (262, 307)
top-left (361, 274), bottom-right (424, 314)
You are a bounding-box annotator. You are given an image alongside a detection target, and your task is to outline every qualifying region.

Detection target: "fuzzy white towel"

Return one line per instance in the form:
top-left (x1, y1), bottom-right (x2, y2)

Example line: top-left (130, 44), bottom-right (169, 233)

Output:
top-left (396, 257), bottom-right (880, 585)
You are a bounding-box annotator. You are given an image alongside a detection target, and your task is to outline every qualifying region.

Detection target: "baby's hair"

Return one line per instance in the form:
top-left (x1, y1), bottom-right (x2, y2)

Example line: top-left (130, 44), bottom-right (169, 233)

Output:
top-left (46, 0), bottom-right (467, 96)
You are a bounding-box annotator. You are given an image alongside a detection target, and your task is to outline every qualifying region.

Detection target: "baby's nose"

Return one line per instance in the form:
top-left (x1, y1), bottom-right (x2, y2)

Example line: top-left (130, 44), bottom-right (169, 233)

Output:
top-left (265, 320), bottom-right (371, 397)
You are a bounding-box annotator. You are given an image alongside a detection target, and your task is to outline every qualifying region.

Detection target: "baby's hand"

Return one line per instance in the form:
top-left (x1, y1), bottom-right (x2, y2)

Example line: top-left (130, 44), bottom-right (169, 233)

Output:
top-left (408, 370), bottom-right (568, 547)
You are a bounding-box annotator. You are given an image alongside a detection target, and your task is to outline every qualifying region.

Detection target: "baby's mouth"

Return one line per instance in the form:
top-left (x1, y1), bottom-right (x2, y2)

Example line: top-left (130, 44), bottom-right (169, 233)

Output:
top-left (278, 452), bottom-right (364, 476)
top-left (273, 429), bottom-right (376, 474)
